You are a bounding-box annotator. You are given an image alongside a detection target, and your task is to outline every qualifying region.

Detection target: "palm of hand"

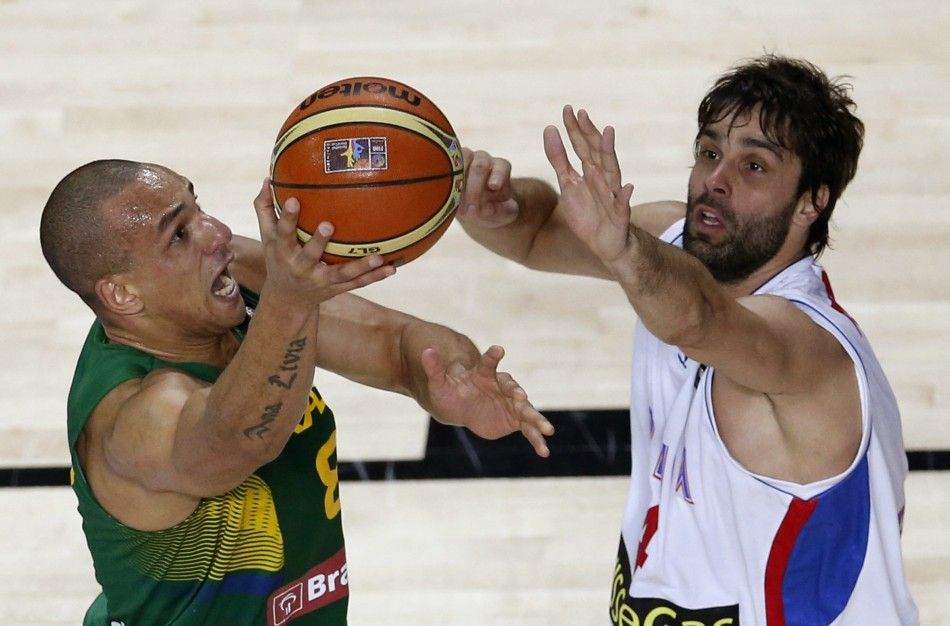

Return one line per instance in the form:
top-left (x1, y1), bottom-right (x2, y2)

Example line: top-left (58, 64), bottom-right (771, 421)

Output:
top-left (428, 360), bottom-right (520, 440)
top-left (558, 168), bottom-right (631, 264)
top-left (421, 346), bottom-right (553, 457)
top-left (543, 117), bottom-right (633, 266)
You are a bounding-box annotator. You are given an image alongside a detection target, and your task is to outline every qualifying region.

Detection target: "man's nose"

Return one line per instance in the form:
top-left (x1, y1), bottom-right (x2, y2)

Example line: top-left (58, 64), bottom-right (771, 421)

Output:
top-left (704, 160), bottom-right (732, 197)
top-left (199, 215), bottom-right (232, 254)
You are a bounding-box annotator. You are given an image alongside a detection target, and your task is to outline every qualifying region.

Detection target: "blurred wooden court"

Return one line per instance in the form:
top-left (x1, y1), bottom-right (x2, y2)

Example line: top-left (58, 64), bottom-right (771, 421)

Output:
top-left (1, 1), bottom-right (948, 623)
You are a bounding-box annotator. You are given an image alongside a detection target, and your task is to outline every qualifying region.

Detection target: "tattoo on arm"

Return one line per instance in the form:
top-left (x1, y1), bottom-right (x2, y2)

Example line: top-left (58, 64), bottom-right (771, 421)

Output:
top-left (243, 338), bottom-right (309, 439)
top-left (244, 402), bottom-right (283, 439)
top-left (268, 337), bottom-right (308, 389)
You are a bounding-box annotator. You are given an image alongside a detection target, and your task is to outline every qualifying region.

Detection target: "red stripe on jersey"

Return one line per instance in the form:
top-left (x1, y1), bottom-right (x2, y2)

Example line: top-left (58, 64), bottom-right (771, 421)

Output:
top-left (764, 497), bottom-right (819, 626)
top-left (820, 271), bottom-right (860, 330)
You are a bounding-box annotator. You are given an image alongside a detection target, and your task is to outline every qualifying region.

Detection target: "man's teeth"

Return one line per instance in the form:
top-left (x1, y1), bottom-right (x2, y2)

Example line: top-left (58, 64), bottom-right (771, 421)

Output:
top-left (702, 211), bottom-right (720, 225)
top-left (213, 274), bottom-right (237, 297)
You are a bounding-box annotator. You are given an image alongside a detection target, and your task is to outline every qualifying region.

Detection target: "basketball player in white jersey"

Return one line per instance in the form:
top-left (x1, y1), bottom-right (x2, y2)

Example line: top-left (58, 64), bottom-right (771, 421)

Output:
top-left (457, 55), bottom-right (918, 624)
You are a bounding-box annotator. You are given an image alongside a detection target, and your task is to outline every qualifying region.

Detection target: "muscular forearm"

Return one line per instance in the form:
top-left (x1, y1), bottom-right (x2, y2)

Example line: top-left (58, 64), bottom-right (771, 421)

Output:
top-left (607, 226), bottom-right (730, 349)
top-left (459, 177), bottom-right (559, 264)
top-left (198, 292), bottom-right (320, 463)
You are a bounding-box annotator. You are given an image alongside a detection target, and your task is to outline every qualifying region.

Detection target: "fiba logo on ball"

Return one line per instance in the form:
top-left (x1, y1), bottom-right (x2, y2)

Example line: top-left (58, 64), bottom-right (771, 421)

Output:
top-left (323, 137), bottom-right (388, 174)
top-left (270, 76), bottom-right (464, 267)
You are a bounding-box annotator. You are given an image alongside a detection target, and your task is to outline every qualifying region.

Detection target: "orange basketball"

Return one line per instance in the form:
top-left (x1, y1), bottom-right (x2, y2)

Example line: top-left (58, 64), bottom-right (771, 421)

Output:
top-left (270, 76), bottom-right (464, 266)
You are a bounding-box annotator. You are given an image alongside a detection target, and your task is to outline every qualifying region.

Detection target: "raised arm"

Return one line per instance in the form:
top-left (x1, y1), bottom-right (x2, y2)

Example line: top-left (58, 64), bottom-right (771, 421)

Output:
top-left (85, 183), bottom-right (394, 529)
top-left (231, 234), bottom-right (555, 457)
top-left (457, 150), bottom-right (609, 278)
top-left (317, 294), bottom-right (554, 456)
top-left (457, 107), bottom-right (683, 277)
top-left (542, 107), bottom-right (861, 480)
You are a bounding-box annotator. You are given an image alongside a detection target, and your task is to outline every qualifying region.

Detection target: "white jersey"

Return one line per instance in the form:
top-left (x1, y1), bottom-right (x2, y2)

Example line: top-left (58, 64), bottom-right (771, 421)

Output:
top-left (612, 219), bottom-right (918, 625)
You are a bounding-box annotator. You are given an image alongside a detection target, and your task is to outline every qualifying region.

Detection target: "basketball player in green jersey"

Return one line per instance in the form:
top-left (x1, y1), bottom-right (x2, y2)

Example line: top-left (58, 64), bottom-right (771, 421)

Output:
top-left (39, 160), bottom-right (555, 625)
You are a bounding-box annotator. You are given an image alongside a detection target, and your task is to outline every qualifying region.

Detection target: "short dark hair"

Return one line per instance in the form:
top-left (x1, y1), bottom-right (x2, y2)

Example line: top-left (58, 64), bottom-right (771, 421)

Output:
top-left (696, 55), bottom-right (865, 257)
top-left (39, 159), bottom-right (146, 307)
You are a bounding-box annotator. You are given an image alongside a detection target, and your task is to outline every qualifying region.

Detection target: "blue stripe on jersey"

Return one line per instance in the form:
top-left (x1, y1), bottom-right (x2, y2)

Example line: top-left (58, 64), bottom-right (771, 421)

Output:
top-left (195, 571), bottom-right (285, 603)
top-left (783, 454), bottom-right (870, 624)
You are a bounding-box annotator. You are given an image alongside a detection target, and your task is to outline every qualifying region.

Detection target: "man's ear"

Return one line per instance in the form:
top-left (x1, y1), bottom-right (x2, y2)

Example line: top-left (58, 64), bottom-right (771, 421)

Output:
top-left (95, 275), bottom-right (144, 316)
top-left (794, 184), bottom-right (830, 227)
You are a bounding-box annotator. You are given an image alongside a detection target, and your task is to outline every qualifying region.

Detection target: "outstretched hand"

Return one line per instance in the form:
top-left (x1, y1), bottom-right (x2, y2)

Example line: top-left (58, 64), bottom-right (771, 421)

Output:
top-left (543, 106), bottom-right (635, 264)
top-left (252, 179), bottom-right (395, 308)
top-left (420, 344), bottom-right (554, 457)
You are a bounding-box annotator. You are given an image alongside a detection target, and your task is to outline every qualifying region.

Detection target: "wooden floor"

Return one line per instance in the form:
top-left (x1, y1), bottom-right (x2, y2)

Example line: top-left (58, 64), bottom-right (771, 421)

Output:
top-left (1, 1), bottom-right (948, 623)
top-left (3, 474), bottom-right (950, 624)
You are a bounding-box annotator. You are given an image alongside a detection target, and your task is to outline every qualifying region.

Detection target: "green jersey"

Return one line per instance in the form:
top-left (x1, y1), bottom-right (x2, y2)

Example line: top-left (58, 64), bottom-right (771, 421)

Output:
top-left (68, 289), bottom-right (348, 625)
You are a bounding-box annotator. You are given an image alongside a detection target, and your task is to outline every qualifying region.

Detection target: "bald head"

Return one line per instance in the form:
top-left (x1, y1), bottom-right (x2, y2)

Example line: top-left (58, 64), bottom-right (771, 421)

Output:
top-left (40, 159), bottom-right (151, 308)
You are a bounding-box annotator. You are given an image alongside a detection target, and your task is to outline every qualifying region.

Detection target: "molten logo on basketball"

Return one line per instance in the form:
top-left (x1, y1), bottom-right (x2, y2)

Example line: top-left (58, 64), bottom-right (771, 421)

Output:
top-left (299, 80), bottom-right (422, 111)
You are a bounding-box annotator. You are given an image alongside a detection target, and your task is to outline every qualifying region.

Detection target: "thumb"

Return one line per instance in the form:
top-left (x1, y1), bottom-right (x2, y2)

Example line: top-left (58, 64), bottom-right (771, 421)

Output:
top-left (421, 348), bottom-right (447, 382)
top-left (253, 178), bottom-right (278, 239)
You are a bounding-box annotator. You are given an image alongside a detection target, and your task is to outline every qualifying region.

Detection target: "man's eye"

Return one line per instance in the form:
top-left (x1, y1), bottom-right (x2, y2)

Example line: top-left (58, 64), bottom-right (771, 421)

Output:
top-left (748, 162), bottom-right (765, 173)
top-left (701, 149), bottom-right (718, 160)
top-left (172, 227), bottom-right (186, 242)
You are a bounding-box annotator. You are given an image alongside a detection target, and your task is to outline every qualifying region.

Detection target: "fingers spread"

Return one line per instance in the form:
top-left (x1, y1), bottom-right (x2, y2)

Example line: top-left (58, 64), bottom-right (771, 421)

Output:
top-left (588, 165), bottom-right (622, 212)
top-left (298, 220), bottom-right (333, 262)
top-left (599, 125), bottom-right (623, 183)
top-left (276, 197), bottom-right (303, 242)
top-left (329, 252), bottom-right (384, 281)
top-left (521, 421), bottom-right (551, 458)
top-left (564, 105), bottom-right (594, 164)
top-left (567, 110), bottom-right (624, 194)
top-left (340, 263), bottom-right (396, 292)
top-left (576, 108), bottom-right (600, 139)
top-left (475, 344), bottom-right (505, 379)
top-left (543, 125), bottom-right (576, 182)
top-left (496, 372), bottom-right (527, 401)
top-left (323, 254), bottom-right (394, 293)
top-left (602, 124), bottom-right (617, 155)
top-left (618, 182), bottom-right (635, 206)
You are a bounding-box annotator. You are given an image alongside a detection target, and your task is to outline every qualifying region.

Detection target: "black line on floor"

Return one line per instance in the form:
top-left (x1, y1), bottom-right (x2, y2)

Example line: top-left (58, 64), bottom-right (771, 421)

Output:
top-left (2, 410), bottom-right (947, 487)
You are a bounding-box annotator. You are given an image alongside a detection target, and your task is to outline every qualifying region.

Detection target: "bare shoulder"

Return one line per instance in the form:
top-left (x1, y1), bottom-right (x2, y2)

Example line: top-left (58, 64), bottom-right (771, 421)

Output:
top-left (108, 369), bottom-right (209, 468)
top-left (78, 372), bottom-right (206, 530)
top-left (630, 200), bottom-right (685, 238)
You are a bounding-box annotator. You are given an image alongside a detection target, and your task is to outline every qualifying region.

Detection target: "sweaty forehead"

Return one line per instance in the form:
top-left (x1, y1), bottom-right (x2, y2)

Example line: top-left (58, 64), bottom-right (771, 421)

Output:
top-left (106, 166), bottom-right (186, 234)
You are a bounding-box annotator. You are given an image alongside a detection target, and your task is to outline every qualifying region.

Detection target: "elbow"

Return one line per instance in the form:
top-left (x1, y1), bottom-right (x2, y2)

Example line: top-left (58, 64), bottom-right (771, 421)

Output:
top-left (654, 293), bottom-right (722, 352)
top-left (202, 427), bottom-right (281, 475)
top-left (658, 315), bottom-right (707, 351)
top-left (174, 434), bottom-right (278, 497)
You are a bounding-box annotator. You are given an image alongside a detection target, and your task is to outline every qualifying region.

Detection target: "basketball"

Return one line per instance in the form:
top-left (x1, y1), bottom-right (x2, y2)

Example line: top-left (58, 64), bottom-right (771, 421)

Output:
top-left (269, 76), bottom-right (464, 266)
